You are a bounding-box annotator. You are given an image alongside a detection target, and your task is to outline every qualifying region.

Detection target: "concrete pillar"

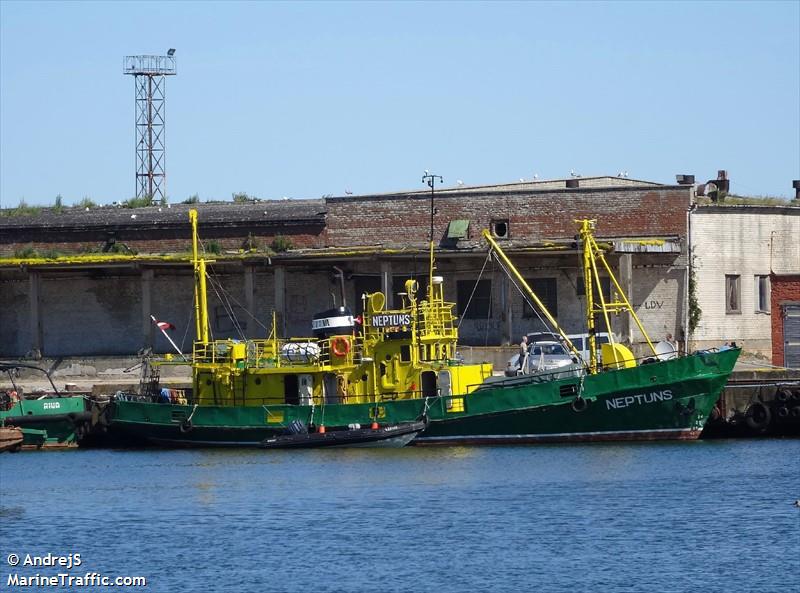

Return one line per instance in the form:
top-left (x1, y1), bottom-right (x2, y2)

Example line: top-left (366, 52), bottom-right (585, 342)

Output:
top-left (618, 254), bottom-right (633, 344)
top-left (28, 271), bottom-right (43, 357)
top-left (501, 274), bottom-right (512, 345)
top-left (244, 265), bottom-right (255, 335)
top-left (274, 265), bottom-right (286, 335)
top-left (380, 261), bottom-right (393, 309)
top-left (142, 268), bottom-right (154, 349)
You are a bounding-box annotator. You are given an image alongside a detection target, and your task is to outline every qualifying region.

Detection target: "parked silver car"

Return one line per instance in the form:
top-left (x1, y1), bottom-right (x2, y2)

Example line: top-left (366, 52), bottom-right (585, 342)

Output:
top-left (505, 341), bottom-right (578, 376)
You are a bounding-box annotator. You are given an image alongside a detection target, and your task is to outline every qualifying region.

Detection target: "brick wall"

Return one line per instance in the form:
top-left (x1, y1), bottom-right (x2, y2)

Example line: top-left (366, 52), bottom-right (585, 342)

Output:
top-left (771, 274), bottom-right (800, 366)
top-left (325, 186), bottom-right (690, 248)
top-left (0, 223), bottom-right (324, 257)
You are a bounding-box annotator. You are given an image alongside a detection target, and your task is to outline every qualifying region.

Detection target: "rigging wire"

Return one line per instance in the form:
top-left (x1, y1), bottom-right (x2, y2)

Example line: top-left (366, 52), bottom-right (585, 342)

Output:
top-left (457, 252), bottom-right (492, 329)
top-left (484, 254), bottom-right (494, 346)
top-left (490, 252), bottom-right (554, 337)
top-left (205, 267), bottom-right (247, 341)
top-left (204, 268), bottom-right (272, 334)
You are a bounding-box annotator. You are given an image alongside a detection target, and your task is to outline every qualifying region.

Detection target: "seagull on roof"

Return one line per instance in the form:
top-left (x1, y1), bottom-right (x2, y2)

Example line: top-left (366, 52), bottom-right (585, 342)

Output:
top-left (457, 180), bottom-right (464, 186)
top-left (345, 189), bottom-right (353, 195)
top-left (533, 174), bottom-right (539, 180)
top-left (570, 169), bottom-right (580, 178)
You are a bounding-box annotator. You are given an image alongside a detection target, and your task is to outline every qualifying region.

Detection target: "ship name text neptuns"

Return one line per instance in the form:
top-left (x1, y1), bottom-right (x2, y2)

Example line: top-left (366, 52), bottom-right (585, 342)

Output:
top-left (606, 390), bottom-right (674, 410)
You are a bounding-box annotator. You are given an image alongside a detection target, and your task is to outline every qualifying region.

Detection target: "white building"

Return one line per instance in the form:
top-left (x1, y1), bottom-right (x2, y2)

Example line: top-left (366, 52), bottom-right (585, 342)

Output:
top-left (690, 204), bottom-right (800, 356)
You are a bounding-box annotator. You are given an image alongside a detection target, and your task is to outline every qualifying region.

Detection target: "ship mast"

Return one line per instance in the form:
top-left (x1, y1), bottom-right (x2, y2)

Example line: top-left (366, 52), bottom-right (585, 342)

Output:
top-left (576, 219), bottom-right (657, 372)
top-left (189, 209), bottom-right (210, 344)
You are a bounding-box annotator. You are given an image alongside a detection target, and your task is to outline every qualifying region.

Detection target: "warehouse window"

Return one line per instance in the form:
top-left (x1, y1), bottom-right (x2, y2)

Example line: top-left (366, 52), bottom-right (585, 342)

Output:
top-left (491, 220), bottom-right (509, 239)
top-left (523, 278), bottom-right (558, 318)
top-left (457, 280), bottom-right (492, 319)
top-left (755, 275), bottom-right (770, 313)
top-left (725, 275), bottom-right (741, 314)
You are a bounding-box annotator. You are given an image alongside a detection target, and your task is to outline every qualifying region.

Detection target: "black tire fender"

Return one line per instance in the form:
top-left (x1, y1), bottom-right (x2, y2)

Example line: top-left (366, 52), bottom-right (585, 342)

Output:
top-left (571, 396), bottom-right (588, 413)
top-left (745, 402), bottom-right (771, 432)
top-left (709, 405), bottom-right (721, 422)
top-left (179, 419), bottom-right (193, 433)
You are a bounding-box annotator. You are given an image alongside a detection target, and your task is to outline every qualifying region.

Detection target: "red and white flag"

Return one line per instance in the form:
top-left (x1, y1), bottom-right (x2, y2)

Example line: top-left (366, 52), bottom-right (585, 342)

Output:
top-left (155, 319), bottom-right (176, 331)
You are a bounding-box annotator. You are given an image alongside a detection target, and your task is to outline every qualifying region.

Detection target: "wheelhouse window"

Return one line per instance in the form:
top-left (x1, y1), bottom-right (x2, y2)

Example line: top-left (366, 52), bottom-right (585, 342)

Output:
top-left (523, 278), bottom-right (558, 318)
top-left (755, 275), bottom-right (770, 313)
top-left (457, 280), bottom-right (492, 319)
top-left (725, 275), bottom-right (741, 314)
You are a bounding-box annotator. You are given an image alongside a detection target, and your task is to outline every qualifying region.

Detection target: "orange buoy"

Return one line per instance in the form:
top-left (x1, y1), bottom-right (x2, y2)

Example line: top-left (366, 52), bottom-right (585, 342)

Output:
top-left (318, 425), bottom-right (326, 434)
top-left (371, 421), bottom-right (379, 430)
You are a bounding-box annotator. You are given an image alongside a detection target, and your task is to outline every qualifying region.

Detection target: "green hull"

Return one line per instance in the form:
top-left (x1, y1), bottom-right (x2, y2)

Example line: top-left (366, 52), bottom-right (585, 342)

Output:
top-left (106, 349), bottom-right (739, 447)
top-left (0, 397), bottom-right (89, 447)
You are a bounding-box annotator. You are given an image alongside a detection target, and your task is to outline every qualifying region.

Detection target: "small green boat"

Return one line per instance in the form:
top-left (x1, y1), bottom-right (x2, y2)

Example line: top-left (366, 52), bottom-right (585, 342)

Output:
top-left (1, 363), bottom-right (91, 448)
top-left (97, 212), bottom-right (739, 447)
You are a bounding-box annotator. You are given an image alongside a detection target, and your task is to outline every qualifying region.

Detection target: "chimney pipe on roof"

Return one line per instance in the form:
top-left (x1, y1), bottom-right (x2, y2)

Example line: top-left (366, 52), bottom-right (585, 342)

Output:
top-left (676, 174), bottom-right (695, 185)
top-left (793, 180), bottom-right (800, 200)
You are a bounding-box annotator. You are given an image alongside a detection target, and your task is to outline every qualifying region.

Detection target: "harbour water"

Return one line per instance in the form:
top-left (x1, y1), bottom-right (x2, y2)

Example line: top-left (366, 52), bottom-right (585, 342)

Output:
top-left (1, 439), bottom-right (798, 593)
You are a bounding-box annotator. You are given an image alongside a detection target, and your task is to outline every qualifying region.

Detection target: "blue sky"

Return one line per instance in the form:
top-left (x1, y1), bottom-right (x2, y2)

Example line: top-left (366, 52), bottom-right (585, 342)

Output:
top-left (1, 0), bottom-right (798, 207)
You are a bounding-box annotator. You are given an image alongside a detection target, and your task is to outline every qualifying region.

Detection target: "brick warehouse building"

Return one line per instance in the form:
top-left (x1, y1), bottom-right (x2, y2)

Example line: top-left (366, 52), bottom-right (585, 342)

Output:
top-left (0, 176), bottom-right (692, 357)
top-left (771, 274), bottom-right (800, 368)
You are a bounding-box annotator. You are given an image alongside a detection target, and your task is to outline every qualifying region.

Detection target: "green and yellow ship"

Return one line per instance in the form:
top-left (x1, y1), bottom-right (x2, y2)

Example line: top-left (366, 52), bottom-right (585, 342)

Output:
top-left (99, 211), bottom-right (739, 446)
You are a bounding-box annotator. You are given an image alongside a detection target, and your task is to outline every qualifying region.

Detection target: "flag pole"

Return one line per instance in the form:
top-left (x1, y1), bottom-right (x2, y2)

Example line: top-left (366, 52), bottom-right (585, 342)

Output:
top-left (150, 315), bottom-right (188, 361)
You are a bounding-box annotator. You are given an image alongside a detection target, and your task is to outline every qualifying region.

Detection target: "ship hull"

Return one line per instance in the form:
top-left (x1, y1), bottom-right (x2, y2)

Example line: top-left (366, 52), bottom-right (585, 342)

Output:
top-left (102, 349), bottom-right (739, 447)
top-left (0, 396), bottom-right (89, 448)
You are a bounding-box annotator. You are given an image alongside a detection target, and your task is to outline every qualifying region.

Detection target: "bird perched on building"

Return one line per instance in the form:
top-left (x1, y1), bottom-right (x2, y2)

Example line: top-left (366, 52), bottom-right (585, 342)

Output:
top-left (345, 189), bottom-right (353, 195)
top-left (457, 180), bottom-right (464, 186)
top-left (533, 174), bottom-right (539, 180)
top-left (570, 169), bottom-right (580, 178)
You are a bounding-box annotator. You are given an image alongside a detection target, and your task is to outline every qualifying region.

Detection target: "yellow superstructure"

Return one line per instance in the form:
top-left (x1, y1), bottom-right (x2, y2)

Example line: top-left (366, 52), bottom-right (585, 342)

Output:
top-left (186, 213), bottom-right (492, 406)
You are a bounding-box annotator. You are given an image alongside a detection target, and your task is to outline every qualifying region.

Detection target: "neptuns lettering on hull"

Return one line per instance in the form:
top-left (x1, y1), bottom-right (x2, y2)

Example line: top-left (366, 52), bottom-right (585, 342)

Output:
top-left (606, 390), bottom-right (673, 410)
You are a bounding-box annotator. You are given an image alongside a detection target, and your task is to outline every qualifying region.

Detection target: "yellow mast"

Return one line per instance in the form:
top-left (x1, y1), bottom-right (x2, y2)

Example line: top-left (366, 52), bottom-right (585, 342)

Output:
top-left (482, 230), bottom-right (581, 361)
top-left (189, 209), bottom-right (210, 344)
top-left (576, 219), bottom-right (657, 373)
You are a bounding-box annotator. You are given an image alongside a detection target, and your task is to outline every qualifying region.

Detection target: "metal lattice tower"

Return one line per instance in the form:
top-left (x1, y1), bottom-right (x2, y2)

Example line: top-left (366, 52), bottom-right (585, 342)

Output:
top-left (123, 54), bottom-right (177, 202)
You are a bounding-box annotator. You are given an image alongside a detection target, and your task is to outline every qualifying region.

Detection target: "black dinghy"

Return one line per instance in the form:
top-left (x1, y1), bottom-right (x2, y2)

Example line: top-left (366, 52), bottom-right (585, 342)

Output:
top-left (258, 420), bottom-right (427, 449)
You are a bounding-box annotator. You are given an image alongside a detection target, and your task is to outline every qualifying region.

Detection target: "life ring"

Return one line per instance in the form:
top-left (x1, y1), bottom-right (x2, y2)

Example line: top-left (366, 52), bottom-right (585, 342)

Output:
top-left (331, 336), bottom-right (350, 357)
top-left (745, 402), bottom-right (771, 432)
top-left (571, 396), bottom-right (588, 413)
